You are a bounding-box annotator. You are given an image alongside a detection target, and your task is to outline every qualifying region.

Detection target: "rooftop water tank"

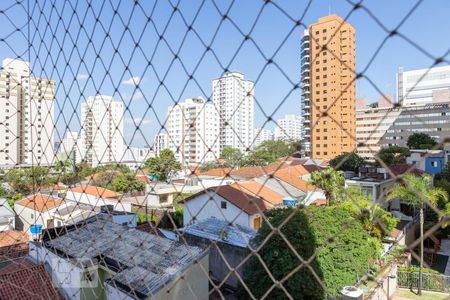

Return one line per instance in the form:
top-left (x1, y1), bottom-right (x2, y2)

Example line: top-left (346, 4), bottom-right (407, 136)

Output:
top-left (340, 286), bottom-right (363, 300)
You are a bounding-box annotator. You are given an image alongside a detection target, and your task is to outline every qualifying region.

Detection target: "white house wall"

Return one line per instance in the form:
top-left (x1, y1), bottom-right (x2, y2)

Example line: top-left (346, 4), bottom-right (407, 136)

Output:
top-left (184, 193), bottom-right (252, 228)
top-left (65, 191), bottom-right (131, 212)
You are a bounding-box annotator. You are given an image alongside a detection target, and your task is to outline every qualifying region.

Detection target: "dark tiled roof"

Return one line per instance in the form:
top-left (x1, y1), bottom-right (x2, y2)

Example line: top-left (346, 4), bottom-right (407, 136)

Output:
top-left (0, 258), bottom-right (65, 299)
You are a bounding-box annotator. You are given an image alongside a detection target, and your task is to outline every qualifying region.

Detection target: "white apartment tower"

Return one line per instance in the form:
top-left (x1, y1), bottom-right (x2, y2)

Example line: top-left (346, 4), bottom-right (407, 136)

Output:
top-left (397, 65), bottom-right (450, 106)
top-left (212, 72), bottom-right (254, 152)
top-left (274, 114), bottom-right (303, 141)
top-left (167, 97), bottom-right (219, 165)
top-left (80, 95), bottom-right (124, 167)
top-left (154, 132), bottom-right (168, 157)
top-left (59, 131), bottom-right (84, 163)
top-left (253, 128), bottom-right (273, 147)
top-left (0, 58), bottom-right (55, 167)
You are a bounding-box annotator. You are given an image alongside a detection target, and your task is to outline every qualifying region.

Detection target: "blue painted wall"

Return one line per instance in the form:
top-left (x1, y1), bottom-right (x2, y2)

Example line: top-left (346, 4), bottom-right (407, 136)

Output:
top-left (425, 157), bottom-right (445, 174)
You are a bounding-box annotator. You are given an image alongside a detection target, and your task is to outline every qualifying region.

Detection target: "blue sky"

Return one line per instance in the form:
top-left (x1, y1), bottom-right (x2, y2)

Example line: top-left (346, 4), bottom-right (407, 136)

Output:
top-left (1, 0), bottom-right (449, 147)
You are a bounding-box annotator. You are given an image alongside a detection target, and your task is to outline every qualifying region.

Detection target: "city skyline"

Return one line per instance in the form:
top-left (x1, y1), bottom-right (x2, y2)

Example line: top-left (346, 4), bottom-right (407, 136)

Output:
top-left (0, 1), bottom-right (448, 147)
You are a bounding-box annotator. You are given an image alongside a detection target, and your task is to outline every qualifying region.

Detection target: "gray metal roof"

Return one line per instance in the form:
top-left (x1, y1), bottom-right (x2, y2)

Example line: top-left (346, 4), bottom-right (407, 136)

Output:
top-left (45, 214), bottom-right (205, 297)
top-left (180, 217), bottom-right (256, 248)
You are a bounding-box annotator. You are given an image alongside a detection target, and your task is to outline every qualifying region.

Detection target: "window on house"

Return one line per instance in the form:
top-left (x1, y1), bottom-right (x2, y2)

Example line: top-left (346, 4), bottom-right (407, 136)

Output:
top-left (221, 201), bottom-right (227, 209)
top-left (431, 161), bottom-right (438, 167)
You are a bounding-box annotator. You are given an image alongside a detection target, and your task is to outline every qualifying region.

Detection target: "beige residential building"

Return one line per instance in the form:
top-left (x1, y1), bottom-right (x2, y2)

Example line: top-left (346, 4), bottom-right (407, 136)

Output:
top-left (0, 58), bottom-right (55, 167)
top-left (302, 15), bottom-right (356, 159)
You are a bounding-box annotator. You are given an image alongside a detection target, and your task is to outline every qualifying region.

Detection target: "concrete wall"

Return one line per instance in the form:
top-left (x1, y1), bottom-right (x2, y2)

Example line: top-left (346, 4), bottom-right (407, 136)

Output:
top-left (184, 233), bottom-right (249, 289)
top-left (15, 204), bottom-right (53, 231)
top-left (364, 263), bottom-right (399, 300)
top-left (30, 242), bottom-right (83, 300)
top-left (184, 193), bottom-right (253, 228)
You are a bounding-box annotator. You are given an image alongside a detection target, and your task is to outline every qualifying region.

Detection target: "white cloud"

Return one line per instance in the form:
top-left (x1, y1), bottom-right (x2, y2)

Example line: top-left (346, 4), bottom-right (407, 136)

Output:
top-left (122, 76), bottom-right (141, 85)
top-left (131, 90), bottom-right (144, 101)
top-left (76, 73), bottom-right (88, 80)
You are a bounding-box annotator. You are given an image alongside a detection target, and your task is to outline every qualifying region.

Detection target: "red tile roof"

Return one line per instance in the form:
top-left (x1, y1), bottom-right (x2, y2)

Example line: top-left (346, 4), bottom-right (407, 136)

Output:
top-left (136, 175), bottom-right (153, 184)
top-left (70, 185), bottom-right (120, 198)
top-left (231, 181), bottom-right (284, 207)
top-left (16, 194), bottom-right (64, 212)
top-left (0, 258), bottom-right (65, 299)
top-left (198, 167), bottom-right (234, 177)
top-left (388, 164), bottom-right (425, 176)
top-left (0, 231), bottom-right (29, 260)
top-left (272, 167), bottom-right (316, 192)
top-left (212, 184), bottom-right (266, 215)
top-left (186, 181), bottom-right (284, 215)
top-left (229, 162), bottom-right (289, 178)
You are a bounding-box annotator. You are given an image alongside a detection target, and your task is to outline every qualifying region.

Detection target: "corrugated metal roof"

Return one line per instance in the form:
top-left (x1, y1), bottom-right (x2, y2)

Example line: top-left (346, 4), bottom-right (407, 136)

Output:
top-left (180, 217), bottom-right (256, 248)
top-left (45, 214), bottom-right (204, 297)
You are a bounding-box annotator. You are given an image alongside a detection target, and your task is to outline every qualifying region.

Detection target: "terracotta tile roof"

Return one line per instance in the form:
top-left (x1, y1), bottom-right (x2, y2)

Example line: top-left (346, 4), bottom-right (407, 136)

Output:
top-left (231, 181), bottom-right (284, 206)
top-left (70, 185), bottom-right (120, 198)
top-left (185, 181), bottom-right (283, 215)
top-left (0, 231), bottom-right (29, 260)
top-left (198, 167), bottom-right (234, 177)
top-left (272, 168), bottom-right (316, 192)
top-left (0, 231), bottom-right (29, 248)
top-left (0, 258), bottom-right (65, 299)
top-left (212, 184), bottom-right (266, 215)
top-left (16, 194), bottom-right (64, 212)
top-left (230, 162), bottom-right (288, 178)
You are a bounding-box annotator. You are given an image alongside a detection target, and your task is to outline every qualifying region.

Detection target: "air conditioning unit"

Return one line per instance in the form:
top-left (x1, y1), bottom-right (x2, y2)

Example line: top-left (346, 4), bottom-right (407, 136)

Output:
top-left (340, 286), bottom-right (363, 300)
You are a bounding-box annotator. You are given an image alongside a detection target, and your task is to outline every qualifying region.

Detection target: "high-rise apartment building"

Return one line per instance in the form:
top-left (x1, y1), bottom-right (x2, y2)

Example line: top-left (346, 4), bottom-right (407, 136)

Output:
top-left (356, 103), bottom-right (450, 160)
top-left (154, 132), bottom-right (168, 157)
top-left (80, 95), bottom-right (124, 167)
top-left (253, 128), bottom-right (273, 147)
top-left (301, 15), bottom-right (356, 159)
top-left (0, 58), bottom-right (55, 167)
top-left (274, 114), bottom-right (303, 141)
top-left (59, 131), bottom-right (84, 163)
top-left (212, 72), bottom-right (254, 153)
top-left (397, 65), bottom-right (450, 106)
top-left (167, 97), bottom-right (219, 165)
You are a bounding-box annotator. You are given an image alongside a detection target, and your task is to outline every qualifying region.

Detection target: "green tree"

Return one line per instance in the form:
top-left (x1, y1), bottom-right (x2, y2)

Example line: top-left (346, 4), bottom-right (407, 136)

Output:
top-left (144, 149), bottom-right (181, 181)
top-left (407, 133), bottom-right (437, 150)
top-left (435, 162), bottom-right (450, 182)
top-left (255, 139), bottom-right (298, 158)
top-left (220, 146), bottom-right (243, 167)
top-left (112, 173), bottom-right (145, 193)
top-left (329, 152), bottom-right (366, 172)
top-left (309, 169), bottom-right (345, 205)
top-left (339, 187), bottom-right (398, 238)
top-left (387, 174), bottom-right (448, 295)
top-left (75, 162), bottom-right (94, 178)
top-left (7, 193), bottom-right (23, 210)
top-left (27, 166), bottom-right (55, 188)
top-left (240, 206), bottom-right (377, 299)
top-left (376, 146), bottom-right (410, 166)
top-left (5, 169), bottom-right (31, 194)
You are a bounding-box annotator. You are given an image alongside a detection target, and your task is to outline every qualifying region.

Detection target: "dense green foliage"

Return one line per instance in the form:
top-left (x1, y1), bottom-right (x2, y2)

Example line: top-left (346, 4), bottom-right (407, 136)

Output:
top-left (406, 133), bottom-right (437, 150)
top-left (329, 152), bottom-right (366, 172)
top-left (241, 206), bottom-right (377, 299)
top-left (309, 169), bottom-right (345, 205)
top-left (112, 173), bottom-right (145, 193)
top-left (220, 146), bottom-right (243, 167)
top-left (144, 149), bottom-right (181, 181)
top-left (376, 146), bottom-right (410, 166)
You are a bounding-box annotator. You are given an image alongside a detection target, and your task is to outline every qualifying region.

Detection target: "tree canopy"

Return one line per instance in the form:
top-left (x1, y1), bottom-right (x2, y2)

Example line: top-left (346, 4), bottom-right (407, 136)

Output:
top-left (329, 152), bottom-right (366, 172)
top-left (144, 149), bottom-right (181, 181)
top-left (309, 169), bottom-right (345, 205)
top-left (376, 146), bottom-right (410, 166)
top-left (220, 146), bottom-right (243, 167)
top-left (240, 206), bottom-right (377, 299)
top-left (407, 133), bottom-right (437, 150)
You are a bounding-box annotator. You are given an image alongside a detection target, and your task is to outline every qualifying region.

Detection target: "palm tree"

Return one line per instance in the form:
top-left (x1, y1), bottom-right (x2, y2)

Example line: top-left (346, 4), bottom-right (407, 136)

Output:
top-left (309, 168), bottom-right (345, 205)
top-left (387, 174), bottom-right (448, 295)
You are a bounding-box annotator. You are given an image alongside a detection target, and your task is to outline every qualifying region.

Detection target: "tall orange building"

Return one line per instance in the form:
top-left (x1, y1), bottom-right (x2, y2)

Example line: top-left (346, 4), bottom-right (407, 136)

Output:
top-left (301, 15), bottom-right (356, 159)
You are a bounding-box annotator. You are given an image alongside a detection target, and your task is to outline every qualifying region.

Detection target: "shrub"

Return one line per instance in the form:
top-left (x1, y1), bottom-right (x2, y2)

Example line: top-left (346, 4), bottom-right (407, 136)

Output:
top-left (240, 206), bottom-right (376, 299)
